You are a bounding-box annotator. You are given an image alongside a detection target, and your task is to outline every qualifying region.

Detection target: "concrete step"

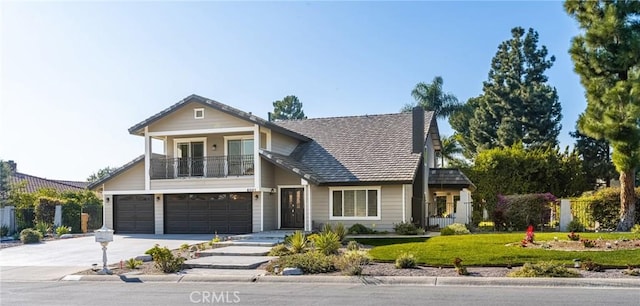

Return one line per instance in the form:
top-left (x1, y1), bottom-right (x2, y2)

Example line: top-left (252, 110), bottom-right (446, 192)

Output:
top-left (183, 255), bottom-right (276, 269)
top-left (215, 239), bottom-right (279, 247)
top-left (199, 246), bottom-right (272, 257)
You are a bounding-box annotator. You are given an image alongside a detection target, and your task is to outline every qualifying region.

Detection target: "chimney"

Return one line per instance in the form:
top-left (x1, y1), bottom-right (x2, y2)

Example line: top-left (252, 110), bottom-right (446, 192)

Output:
top-left (268, 112), bottom-right (273, 122)
top-left (412, 106), bottom-right (424, 153)
top-left (5, 160), bottom-right (17, 174)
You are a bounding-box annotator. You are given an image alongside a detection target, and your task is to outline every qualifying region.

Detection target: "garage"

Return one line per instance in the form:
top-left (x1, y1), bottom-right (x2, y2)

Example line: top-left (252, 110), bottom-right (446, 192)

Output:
top-left (164, 193), bottom-right (252, 234)
top-left (113, 194), bottom-right (155, 234)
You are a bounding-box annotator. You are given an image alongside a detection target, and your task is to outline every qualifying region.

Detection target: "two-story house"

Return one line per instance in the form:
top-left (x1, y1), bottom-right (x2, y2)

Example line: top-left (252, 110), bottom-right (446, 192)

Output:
top-left (88, 94), bottom-right (474, 234)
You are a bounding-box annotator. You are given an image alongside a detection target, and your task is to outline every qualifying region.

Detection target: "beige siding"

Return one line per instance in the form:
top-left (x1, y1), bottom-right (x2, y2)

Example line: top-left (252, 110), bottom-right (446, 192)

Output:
top-left (148, 102), bottom-right (253, 133)
top-left (150, 177), bottom-right (254, 190)
top-left (274, 167), bottom-right (302, 186)
top-left (426, 134), bottom-right (436, 168)
top-left (104, 196), bottom-right (113, 229)
top-left (154, 194), bottom-right (164, 234)
top-left (252, 192), bottom-right (261, 232)
top-left (260, 160), bottom-right (275, 188)
top-left (310, 184), bottom-right (404, 232)
top-left (404, 184), bottom-right (413, 223)
top-left (262, 192), bottom-right (277, 230)
top-left (271, 131), bottom-right (299, 155)
top-left (104, 162), bottom-right (145, 191)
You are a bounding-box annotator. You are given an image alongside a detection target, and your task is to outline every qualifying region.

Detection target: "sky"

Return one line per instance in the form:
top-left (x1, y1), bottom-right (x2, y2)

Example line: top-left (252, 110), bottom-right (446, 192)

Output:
top-left (0, 1), bottom-right (585, 181)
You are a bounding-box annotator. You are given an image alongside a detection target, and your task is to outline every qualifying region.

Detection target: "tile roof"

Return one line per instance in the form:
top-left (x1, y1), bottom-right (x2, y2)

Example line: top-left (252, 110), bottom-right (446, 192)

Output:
top-left (127, 94), bottom-right (309, 142)
top-left (9, 173), bottom-right (87, 193)
top-left (274, 112), bottom-right (435, 184)
top-left (428, 168), bottom-right (476, 190)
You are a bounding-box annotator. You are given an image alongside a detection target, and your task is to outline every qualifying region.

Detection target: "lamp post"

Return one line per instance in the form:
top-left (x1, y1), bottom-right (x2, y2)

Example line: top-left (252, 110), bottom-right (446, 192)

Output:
top-left (95, 225), bottom-right (114, 275)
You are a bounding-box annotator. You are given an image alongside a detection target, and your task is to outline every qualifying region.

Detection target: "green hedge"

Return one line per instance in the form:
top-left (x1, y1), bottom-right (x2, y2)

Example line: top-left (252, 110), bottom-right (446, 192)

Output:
top-left (572, 187), bottom-right (640, 230)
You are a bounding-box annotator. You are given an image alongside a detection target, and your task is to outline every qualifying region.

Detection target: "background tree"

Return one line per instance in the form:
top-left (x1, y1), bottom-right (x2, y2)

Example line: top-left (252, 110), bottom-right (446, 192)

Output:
top-left (271, 95), bottom-right (306, 120)
top-left (438, 135), bottom-right (463, 167)
top-left (570, 124), bottom-right (617, 189)
top-left (401, 76), bottom-right (461, 119)
top-left (0, 160), bottom-right (13, 206)
top-left (565, 0), bottom-right (640, 230)
top-left (453, 27), bottom-right (562, 156)
top-left (87, 166), bottom-right (116, 183)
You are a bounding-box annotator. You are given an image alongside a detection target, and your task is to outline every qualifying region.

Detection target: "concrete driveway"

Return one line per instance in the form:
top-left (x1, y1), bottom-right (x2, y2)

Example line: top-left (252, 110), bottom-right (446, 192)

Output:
top-left (0, 234), bottom-right (214, 281)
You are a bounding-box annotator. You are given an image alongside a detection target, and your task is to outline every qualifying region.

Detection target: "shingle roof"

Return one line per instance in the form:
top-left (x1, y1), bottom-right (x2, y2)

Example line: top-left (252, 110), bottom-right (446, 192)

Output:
top-left (428, 168), bottom-right (476, 190)
top-left (273, 112), bottom-right (435, 184)
top-left (128, 94), bottom-right (309, 142)
top-left (9, 173), bottom-right (87, 193)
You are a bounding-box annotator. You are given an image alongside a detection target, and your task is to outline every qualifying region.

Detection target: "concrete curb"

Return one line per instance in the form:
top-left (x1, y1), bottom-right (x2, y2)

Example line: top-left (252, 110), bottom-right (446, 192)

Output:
top-left (61, 274), bottom-right (640, 287)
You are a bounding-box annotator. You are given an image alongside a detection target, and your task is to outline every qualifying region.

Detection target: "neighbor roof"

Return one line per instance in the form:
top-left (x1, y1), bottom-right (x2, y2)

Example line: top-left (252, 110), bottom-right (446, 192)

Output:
top-left (9, 173), bottom-right (87, 193)
top-left (428, 168), bottom-right (476, 191)
top-left (272, 112), bottom-right (436, 184)
top-left (128, 94), bottom-right (309, 142)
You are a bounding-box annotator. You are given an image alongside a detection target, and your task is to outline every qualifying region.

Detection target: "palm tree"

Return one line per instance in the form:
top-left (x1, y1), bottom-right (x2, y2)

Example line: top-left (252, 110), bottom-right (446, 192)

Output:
top-left (403, 76), bottom-right (461, 119)
top-left (439, 135), bottom-right (463, 167)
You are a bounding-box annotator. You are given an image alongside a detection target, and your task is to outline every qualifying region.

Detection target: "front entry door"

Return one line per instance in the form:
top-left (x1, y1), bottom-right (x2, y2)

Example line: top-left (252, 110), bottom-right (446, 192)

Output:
top-left (281, 188), bottom-right (304, 228)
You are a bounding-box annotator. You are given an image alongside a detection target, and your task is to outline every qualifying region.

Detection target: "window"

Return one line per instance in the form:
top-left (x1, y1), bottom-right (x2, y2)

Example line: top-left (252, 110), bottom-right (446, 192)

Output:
top-left (194, 108), bottom-right (204, 119)
top-left (225, 137), bottom-right (254, 176)
top-left (330, 187), bottom-right (380, 219)
top-left (175, 139), bottom-right (206, 177)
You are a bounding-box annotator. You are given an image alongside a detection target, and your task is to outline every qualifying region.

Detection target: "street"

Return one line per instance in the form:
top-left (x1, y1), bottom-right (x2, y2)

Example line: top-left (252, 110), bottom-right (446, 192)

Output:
top-left (1, 282), bottom-right (639, 306)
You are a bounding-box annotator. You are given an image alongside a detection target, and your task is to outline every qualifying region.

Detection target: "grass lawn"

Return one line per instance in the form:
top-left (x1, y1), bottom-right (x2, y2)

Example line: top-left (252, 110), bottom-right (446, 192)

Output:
top-left (365, 232), bottom-right (640, 267)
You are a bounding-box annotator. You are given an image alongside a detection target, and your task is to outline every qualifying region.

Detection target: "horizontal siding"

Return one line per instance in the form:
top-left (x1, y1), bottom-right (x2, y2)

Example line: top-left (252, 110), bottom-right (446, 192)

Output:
top-left (252, 192), bottom-right (260, 232)
top-left (154, 194), bottom-right (164, 234)
top-left (261, 160), bottom-right (275, 188)
top-left (104, 162), bottom-right (145, 191)
top-left (150, 177), bottom-right (254, 190)
top-left (404, 184), bottom-right (413, 223)
top-left (104, 198), bottom-right (113, 229)
top-left (310, 184), bottom-right (404, 232)
top-left (148, 102), bottom-right (253, 133)
top-left (263, 193), bottom-right (277, 231)
top-left (274, 167), bottom-right (302, 186)
top-left (270, 131), bottom-right (299, 155)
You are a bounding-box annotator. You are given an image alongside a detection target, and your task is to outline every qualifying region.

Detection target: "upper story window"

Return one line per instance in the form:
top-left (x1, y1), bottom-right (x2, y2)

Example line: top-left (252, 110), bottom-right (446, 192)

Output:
top-left (194, 108), bottom-right (205, 119)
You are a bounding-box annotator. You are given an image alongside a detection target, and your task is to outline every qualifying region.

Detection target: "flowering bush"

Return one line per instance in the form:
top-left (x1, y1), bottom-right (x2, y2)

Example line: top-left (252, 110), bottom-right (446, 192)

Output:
top-left (567, 232), bottom-right (580, 241)
top-left (494, 193), bottom-right (558, 231)
top-left (581, 239), bottom-right (596, 248)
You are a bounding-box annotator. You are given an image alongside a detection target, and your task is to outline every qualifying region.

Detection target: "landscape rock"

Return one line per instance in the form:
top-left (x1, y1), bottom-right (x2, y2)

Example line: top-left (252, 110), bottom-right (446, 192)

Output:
top-left (135, 255), bottom-right (153, 262)
top-left (282, 267), bottom-right (303, 276)
top-left (59, 234), bottom-right (73, 239)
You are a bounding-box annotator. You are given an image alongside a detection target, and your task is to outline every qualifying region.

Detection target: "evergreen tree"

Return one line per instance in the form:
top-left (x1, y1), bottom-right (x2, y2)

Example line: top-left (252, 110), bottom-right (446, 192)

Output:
top-left (570, 121), bottom-right (616, 189)
top-left (271, 95), bottom-right (306, 121)
top-left (454, 27), bottom-right (562, 156)
top-left (565, 0), bottom-right (640, 230)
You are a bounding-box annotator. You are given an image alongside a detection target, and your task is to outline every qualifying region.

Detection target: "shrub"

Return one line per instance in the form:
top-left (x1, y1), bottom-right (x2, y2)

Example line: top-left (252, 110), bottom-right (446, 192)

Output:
top-left (55, 225), bottom-right (71, 237)
top-left (347, 223), bottom-right (375, 235)
top-left (440, 227), bottom-right (455, 236)
top-left (61, 201), bottom-right (82, 233)
top-left (394, 222), bottom-right (418, 235)
top-left (285, 231), bottom-right (307, 254)
top-left (34, 197), bottom-right (60, 224)
top-left (507, 262), bottom-right (580, 278)
top-left (346, 240), bottom-right (360, 251)
top-left (335, 250), bottom-right (370, 276)
top-left (0, 225), bottom-right (9, 237)
top-left (333, 223), bottom-right (346, 241)
top-left (145, 244), bottom-right (185, 273)
top-left (179, 243), bottom-right (190, 252)
top-left (314, 231), bottom-right (341, 255)
top-left (445, 223), bottom-right (471, 235)
top-left (416, 227), bottom-right (426, 235)
top-left (572, 187), bottom-right (640, 230)
top-left (567, 220), bottom-right (585, 232)
top-left (453, 257), bottom-right (469, 276)
top-left (567, 232), bottom-right (581, 241)
top-left (581, 239), bottom-right (596, 248)
top-left (395, 252), bottom-right (416, 269)
top-left (478, 221), bottom-right (495, 232)
top-left (631, 224), bottom-right (640, 234)
top-left (321, 223), bottom-right (333, 234)
top-left (125, 258), bottom-right (143, 269)
top-left (495, 193), bottom-right (558, 231)
top-left (268, 244), bottom-right (290, 256)
top-left (581, 259), bottom-right (603, 272)
top-left (34, 221), bottom-right (52, 237)
top-left (267, 252), bottom-right (335, 274)
top-left (20, 228), bottom-right (42, 244)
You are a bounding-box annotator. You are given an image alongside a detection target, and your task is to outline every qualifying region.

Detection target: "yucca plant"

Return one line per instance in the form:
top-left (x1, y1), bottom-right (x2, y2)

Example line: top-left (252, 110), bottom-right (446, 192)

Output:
top-left (286, 231), bottom-right (307, 254)
top-left (314, 231), bottom-right (341, 255)
top-left (333, 223), bottom-right (346, 241)
top-left (125, 258), bottom-right (143, 269)
top-left (322, 223), bottom-right (333, 234)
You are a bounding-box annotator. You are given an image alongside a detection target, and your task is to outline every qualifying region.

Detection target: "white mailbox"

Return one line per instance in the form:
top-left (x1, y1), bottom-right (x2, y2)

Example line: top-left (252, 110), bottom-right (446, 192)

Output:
top-left (95, 225), bottom-right (114, 243)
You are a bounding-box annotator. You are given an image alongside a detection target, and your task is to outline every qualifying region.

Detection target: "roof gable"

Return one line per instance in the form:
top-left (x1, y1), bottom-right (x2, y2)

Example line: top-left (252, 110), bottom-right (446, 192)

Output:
top-left (128, 94), bottom-right (309, 141)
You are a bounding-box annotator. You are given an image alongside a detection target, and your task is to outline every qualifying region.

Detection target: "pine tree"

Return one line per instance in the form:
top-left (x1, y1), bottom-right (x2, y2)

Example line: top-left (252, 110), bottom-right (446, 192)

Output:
top-left (565, 0), bottom-right (640, 230)
top-left (569, 121), bottom-right (616, 189)
top-left (271, 95), bottom-right (306, 120)
top-left (454, 27), bottom-right (562, 156)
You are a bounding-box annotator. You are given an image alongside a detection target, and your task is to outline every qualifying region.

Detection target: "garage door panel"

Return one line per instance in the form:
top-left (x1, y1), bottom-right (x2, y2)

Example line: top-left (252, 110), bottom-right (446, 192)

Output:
top-left (114, 195), bottom-right (154, 234)
top-left (165, 193), bottom-right (251, 234)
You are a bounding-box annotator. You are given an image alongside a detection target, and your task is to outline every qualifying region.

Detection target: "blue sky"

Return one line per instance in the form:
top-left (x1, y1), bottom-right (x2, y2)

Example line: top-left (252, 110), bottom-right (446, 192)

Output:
top-left (1, 1), bottom-right (584, 181)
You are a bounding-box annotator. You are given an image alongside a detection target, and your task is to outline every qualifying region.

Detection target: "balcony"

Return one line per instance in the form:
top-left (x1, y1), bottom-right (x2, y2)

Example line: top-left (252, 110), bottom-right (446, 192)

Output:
top-left (150, 155), bottom-right (254, 179)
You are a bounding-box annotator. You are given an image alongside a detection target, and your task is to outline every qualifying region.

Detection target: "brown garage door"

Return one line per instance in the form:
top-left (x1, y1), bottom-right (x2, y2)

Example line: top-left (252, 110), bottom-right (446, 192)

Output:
top-left (114, 195), bottom-right (154, 234)
top-left (164, 193), bottom-right (252, 234)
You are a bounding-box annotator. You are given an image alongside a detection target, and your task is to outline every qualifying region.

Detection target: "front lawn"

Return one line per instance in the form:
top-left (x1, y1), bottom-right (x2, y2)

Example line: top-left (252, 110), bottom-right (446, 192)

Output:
top-left (367, 232), bottom-right (640, 267)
